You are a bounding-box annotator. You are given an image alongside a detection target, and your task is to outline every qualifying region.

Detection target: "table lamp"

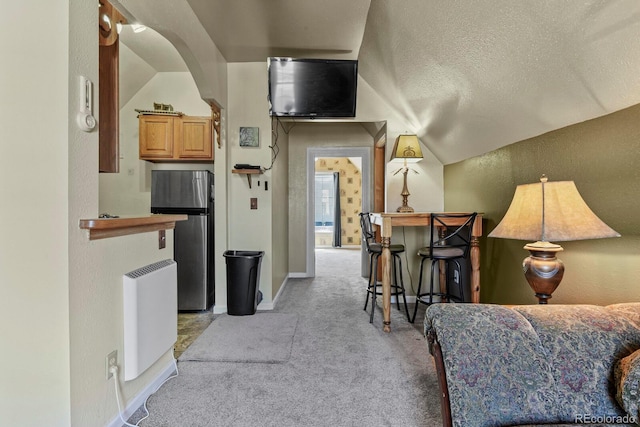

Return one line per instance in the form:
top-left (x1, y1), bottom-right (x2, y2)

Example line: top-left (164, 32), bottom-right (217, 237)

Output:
top-left (390, 134), bottom-right (423, 213)
top-left (488, 175), bottom-right (620, 303)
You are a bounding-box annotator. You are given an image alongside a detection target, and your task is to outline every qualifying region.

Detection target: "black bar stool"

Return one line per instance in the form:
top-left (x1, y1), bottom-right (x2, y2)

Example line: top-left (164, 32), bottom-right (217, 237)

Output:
top-left (359, 212), bottom-right (410, 323)
top-left (411, 212), bottom-right (477, 323)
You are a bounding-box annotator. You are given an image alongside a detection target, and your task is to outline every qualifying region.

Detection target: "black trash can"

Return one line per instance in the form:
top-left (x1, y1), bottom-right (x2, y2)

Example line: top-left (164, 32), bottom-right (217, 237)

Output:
top-left (223, 250), bottom-right (264, 315)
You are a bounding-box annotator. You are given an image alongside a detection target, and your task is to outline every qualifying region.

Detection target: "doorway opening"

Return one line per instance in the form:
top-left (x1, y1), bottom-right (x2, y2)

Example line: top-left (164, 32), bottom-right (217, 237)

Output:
top-left (314, 172), bottom-right (337, 248)
top-left (306, 147), bottom-right (372, 277)
top-left (313, 157), bottom-right (363, 249)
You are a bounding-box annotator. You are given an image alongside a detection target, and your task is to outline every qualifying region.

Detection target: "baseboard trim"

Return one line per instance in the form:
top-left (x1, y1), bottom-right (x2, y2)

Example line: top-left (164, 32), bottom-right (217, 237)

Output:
top-left (256, 301), bottom-right (274, 310)
top-left (105, 358), bottom-right (176, 427)
top-left (269, 274), bottom-right (290, 309)
top-left (288, 272), bottom-right (311, 278)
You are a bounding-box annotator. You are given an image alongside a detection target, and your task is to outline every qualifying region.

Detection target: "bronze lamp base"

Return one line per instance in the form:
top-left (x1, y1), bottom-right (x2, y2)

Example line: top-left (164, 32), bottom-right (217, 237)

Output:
top-left (396, 167), bottom-right (414, 213)
top-left (522, 241), bottom-right (564, 304)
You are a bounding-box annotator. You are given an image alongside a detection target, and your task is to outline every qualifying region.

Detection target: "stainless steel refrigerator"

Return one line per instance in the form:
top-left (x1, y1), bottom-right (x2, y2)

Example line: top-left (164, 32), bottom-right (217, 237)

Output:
top-left (151, 170), bottom-right (214, 311)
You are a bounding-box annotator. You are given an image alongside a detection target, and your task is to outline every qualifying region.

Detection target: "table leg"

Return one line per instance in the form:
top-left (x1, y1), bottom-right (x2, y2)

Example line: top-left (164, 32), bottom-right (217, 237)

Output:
top-left (470, 236), bottom-right (480, 303)
top-left (437, 226), bottom-right (447, 301)
top-left (439, 260), bottom-right (447, 302)
top-left (381, 236), bottom-right (392, 332)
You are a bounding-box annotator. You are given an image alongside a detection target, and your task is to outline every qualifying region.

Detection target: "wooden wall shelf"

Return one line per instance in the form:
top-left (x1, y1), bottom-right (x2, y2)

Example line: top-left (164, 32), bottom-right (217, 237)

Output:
top-left (232, 169), bottom-right (262, 188)
top-left (79, 214), bottom-right (187, 240)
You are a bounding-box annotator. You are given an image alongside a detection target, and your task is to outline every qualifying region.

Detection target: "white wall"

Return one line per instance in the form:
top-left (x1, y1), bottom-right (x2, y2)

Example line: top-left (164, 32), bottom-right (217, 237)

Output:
top-left (270, 123), bottom-right (289, 300)
top-left (224, 62), bottom-right (274, 309)
top-left (355, 78), bottom-right (444, 213)
top-left (118, 43), bottom-right (156, 108)
top-left (1, 2), bottom-right (228, 426)
top-left (69, 5), bottom-right (186, 427)
top-left (0, 1), bottom-right (71, 424)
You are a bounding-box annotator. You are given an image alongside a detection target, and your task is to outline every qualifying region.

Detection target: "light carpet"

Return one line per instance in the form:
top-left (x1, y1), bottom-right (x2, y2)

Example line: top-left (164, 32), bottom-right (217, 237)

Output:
top-left (136, 248), bottom-right (441, 427)
top-left (178, 312), bottom-right (298, 363)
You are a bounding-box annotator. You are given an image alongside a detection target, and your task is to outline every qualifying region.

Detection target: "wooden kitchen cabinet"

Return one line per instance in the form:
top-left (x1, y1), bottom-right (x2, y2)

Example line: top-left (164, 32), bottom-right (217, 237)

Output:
top-left (139, 115), bottom-right (213, 161)
top-left (139, 115), bottom-right (174, 159)
top-left (176, 116), bottom-right (213, 159)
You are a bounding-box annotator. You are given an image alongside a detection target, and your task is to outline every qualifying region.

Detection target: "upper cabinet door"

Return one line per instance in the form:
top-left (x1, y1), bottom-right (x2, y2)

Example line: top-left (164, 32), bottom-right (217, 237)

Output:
top-left (176, 117), bottom-right (213, 159)
top-left (139, 115), bottom-right (175, 159)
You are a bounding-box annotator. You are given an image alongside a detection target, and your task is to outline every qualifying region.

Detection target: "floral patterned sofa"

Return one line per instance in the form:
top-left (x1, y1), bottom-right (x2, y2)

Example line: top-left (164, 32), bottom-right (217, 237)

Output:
top-left (424, 303), bottom-right (640, 427)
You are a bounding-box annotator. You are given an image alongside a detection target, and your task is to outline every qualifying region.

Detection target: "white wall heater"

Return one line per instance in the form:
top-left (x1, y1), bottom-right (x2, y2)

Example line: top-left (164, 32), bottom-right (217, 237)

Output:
top-left (123, 259), bottom-right (177, 381)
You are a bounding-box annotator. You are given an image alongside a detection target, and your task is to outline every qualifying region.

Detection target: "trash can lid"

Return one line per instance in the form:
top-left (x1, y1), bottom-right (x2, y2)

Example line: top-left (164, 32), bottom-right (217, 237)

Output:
top-left (223, 250), bottom-right (264, 258)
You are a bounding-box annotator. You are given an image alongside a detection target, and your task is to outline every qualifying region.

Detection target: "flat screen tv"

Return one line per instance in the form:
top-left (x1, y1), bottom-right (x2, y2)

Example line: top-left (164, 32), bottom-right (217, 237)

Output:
top-left (268, 57), bottom-right (358, 118)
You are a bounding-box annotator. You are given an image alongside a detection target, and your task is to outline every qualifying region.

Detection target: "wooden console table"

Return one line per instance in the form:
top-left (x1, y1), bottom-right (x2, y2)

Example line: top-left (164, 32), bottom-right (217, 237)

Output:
top-left (369, 212), bottom-right (483, 332)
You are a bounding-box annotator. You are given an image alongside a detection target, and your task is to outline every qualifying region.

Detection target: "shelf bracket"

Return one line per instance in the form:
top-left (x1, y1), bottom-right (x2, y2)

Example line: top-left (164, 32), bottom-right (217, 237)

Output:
top-left (211, 104), bottom-right (221, 148)
top-left (232, 169), bottom-right (262, 189)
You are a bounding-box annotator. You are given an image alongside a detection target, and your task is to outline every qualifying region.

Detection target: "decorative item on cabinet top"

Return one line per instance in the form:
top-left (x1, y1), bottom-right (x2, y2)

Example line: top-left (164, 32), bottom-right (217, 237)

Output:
top-left (135, 108), bottom-right (183, 117)
top-left (153, 102), bottom-right (173, 111)
top-left (136, 102), bottom-right (183, 117)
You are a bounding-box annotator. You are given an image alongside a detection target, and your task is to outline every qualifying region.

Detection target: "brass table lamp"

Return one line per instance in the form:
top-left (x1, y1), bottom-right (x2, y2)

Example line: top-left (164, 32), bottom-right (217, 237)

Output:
top-left (390, 134), bottom-right (423, 213)
top-left (488, 175), bottom-right (620, 303)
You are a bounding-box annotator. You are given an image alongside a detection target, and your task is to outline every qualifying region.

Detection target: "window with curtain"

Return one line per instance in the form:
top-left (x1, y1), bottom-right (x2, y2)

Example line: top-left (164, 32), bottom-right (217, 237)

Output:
top-left (315, 174), bottom-right (335, 228)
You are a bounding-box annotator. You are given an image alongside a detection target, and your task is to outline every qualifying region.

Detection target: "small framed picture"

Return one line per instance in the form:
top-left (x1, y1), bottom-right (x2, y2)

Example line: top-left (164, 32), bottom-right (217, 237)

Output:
top-left (239, 127), bottom-right (259, 148)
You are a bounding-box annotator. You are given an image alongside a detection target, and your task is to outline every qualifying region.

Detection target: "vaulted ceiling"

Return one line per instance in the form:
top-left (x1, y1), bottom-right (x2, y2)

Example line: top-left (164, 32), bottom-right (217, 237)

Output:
top-left (114, 0), bottom-right (640, 164)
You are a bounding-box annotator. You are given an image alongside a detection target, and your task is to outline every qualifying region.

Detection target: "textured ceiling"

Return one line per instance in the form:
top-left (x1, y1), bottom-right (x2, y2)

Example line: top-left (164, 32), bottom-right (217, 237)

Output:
top-left (358, 0), bottom-right (640, 163)
top-left (116, 0), bottom-right (640, 164)
top-left (186, 0), bottom-right (370, 61)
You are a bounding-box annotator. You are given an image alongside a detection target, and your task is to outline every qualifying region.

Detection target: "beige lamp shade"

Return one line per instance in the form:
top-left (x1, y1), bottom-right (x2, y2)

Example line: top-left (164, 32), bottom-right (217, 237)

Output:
top-left (489, 177), bottom-right (620, 242)
top-left (390, 134), bottom-right (423, 163)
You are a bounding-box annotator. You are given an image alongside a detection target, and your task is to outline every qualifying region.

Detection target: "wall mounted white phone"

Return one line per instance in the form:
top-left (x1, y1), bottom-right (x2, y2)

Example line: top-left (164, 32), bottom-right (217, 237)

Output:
top-left (77, 76), bottom-right (97, 132)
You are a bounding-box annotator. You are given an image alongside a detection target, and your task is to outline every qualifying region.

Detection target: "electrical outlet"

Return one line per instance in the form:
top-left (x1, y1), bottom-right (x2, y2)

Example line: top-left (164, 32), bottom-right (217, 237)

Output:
top-left (106, 350), bottom-right (117, 379)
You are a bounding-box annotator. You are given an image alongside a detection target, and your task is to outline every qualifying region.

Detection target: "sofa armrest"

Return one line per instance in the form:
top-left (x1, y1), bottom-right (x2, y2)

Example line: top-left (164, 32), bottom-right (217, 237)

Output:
top-left (426, 328), bottom-right (453, 427)
top-left (425, 304), bottom-right (560, 427)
